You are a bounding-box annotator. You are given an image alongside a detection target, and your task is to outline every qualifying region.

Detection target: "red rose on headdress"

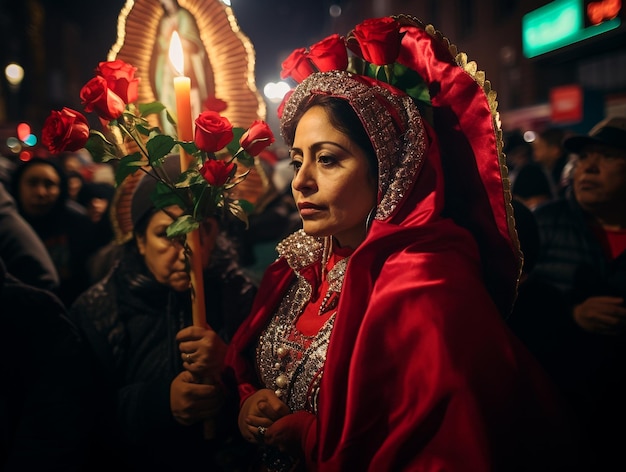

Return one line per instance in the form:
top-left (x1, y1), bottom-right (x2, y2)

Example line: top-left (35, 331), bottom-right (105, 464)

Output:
top-left (308, 34), bottom-right (348, 72)
top-left (199, 159), bottom-right (235, 187)
top-left (80, 76), bottom-right (126, 121)
top-left (276, 90), bottom-right (294, 119)
top-left (96, 59), bottom-right (139, 105)
top-left (280, 48), bottom-right (316, 83)
top-left (240, 120), bottom-right (275, 157)
top-left (41, 107), bottom-right (90, 155)
top-left (352, 17), bottom-right (402, 65)
top-left (194, 111), bottom-right (234, 153)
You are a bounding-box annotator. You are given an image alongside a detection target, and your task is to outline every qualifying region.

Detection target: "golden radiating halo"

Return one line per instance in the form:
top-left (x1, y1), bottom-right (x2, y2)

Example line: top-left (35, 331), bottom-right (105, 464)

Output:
top-left (108, 0), bottom-right (265, 127)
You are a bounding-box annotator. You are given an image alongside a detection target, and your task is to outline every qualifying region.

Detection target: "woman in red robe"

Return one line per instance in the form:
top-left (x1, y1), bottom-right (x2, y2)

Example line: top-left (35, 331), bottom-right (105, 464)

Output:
top-left (225, 15), bottom-right (582, 471)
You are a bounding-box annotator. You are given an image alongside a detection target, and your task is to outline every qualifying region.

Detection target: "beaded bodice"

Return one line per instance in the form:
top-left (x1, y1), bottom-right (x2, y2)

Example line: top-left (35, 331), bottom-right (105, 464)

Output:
top-left (255, 230), bottom-right (349, 414)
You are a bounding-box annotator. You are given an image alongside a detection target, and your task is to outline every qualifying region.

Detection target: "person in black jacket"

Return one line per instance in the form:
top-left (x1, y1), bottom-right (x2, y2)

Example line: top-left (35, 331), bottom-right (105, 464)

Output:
top-left (9, 157), bottom-right (98, 307)
top-left (0, 181), bottom-right (59, 291)
top-left (69, 155), bottom-right (257, 470)
top-left (0, 257), bottom-right (93, 471)
top-left (531, 116), bottom-right (626, 469)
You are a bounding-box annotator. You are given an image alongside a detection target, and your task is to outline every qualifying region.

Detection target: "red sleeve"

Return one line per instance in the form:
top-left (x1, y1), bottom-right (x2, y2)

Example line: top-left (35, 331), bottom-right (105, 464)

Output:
top-left (224, 258), bottom-right (295, 405)
top-left (265, 411), bottom-right (318, 469)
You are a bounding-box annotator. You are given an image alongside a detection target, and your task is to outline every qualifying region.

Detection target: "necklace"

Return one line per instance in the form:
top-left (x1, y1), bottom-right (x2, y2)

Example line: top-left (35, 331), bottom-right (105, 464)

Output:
top-left (318, 256), bottom-right (349, 315)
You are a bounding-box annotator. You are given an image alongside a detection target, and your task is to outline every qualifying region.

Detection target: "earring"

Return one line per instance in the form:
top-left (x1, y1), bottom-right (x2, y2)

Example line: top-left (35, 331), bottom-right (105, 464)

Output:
top-left (365, 207), bottom-right (376, 233)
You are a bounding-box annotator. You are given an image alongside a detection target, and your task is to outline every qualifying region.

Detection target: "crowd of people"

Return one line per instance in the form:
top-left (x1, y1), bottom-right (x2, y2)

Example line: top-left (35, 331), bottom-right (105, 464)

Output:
top-left (2, 13), bottom-right (626, 472)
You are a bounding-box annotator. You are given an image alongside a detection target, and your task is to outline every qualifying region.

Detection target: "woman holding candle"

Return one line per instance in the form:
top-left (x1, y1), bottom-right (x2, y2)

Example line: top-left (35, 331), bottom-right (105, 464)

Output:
top-left (69, 155), bottom-right (258, 470)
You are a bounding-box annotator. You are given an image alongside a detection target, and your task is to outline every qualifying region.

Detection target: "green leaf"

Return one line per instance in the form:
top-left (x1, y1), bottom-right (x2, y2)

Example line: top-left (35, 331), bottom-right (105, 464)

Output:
top-left (165, 109), bottom-right (177, 126)
top-left (176, 140), bottom-right (199, 155)
top-left (146, 134), bottom-right (176, 165)
top-left (115, 152), bottom-right (145, 185)
top-left (151, 180), bottom-right (188, 209)
top-left (174, 168), bottom-right (203, 188)
top-left (135, 123), bottom-right (159, 136)
top-left (138, 101), bottom-right (167, 117)
top-left (166, 214), bottom-right (200, 238)
top-left (226, 128), bottom-right (246, 157)
top-left (238, 199), bottom-right (255, 214)
top-left (89, 129), bottom-right (115, 145)
top-left (365, 63), bottom-right (378, 80)
top-left (84, 131), bottom-right (118, 164)
top-left (192, 186), bottom-right (216, 219)
top-left (238, 152), bottom-right (255, 168)
top-left (392, 63), bottom-right (431, 104)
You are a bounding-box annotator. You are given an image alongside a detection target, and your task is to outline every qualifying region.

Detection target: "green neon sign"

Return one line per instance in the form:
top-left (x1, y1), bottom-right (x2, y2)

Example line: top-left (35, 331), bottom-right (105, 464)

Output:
top-left (522, 0), bottom-right (621, 58)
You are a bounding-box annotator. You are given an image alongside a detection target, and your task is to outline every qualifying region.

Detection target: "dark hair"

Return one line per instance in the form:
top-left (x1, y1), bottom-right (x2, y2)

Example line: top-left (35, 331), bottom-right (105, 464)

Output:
top-left (77, 181), bottom-right (115, 207)
top-left (286, 95), bottom-right (379, 181)
top-left (133, 207), bottom-right (158, 238)
top-left (538, 127), bottom-right (565, 148)
top-left (512, 163), bottom-right (552, 199)
top-left (10, 157), bottom-right (69, 213)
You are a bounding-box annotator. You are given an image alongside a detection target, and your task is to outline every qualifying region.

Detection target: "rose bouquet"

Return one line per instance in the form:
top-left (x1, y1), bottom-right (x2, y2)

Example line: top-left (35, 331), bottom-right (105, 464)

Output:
top-left (41, 59), bottom-right (274, 238)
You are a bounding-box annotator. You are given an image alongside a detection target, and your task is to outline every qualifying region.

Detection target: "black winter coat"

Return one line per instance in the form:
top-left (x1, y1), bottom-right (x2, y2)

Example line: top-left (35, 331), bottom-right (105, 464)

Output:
top-left (533, 194), bottom-right (626, 303)
top-left (69, 241), bottom-right (257, 470)
top-left (531, 194), bottom-right (626, 469)
top-left (0, 258), bottom-right (93, 471)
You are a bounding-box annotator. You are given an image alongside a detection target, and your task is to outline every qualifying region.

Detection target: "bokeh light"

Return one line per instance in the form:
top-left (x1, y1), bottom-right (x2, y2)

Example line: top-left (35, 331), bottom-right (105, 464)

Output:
top-left (24, 134), bottom-right (38, 146)
top-left (5, 63), bottom-right (25, 86)
top-left (7, 137), bottom-right (22, 153)
top-left (17, 122), bottom-right (31, 141)
top-left (329, 4), bottom-right (342, 18)
top-left (263, 81), bottom-right (291, 103)
top-left (523, 130), bottom-right (536, 142)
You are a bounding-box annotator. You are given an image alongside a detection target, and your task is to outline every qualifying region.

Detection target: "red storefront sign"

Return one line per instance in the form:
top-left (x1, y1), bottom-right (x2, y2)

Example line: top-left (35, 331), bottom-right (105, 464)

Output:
top-left (550, 85), bottom-right (583, 123)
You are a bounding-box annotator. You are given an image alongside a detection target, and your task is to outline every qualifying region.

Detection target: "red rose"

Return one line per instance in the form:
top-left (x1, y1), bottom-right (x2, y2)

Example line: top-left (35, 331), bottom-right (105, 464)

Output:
top-left (308, 34), bottom-right (348, 72)
top-left (194, 111), bottom-right (234, 152)
top-left (240, 120), bottom-right (275, 157)
top-left (41, 107), bottom-right (90, 155)
top-left (280, 48), bottom-right (316, 83)
top-left (199, 159), bottom-right (235, 187)
top-left (276, 90), bottom-right (294, 119)
top-left (203, 96), bottom-right (228, 113)
top-left (96, 59), bottom-right (139, 104)
top-left (80, 76), bottom-right (126, 121)
top-left (352, 17), bottom-right (402, 65)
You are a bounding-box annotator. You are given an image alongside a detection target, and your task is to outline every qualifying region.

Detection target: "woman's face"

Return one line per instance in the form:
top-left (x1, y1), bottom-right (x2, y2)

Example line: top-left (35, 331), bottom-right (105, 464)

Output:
top-left (86, 197), bottom-right (109, 223)
top-left (290, 105), bottom-right (377, 249)
top-left (136, 205), bottom-right (190, 291)
top-left (18, 163), bottom-right (62, 217)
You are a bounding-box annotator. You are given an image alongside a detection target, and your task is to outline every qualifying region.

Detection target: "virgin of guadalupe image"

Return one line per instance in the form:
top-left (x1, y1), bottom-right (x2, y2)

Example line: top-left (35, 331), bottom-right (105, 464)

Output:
top-left (108, 0), bottom-right (271, 210)
top-left (152, 0), bottom-right (212, 136)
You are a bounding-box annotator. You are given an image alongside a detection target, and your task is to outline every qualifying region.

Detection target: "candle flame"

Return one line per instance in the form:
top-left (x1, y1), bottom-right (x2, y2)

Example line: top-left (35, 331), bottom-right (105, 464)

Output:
top-left (169, 31), bottom-right (184, 75)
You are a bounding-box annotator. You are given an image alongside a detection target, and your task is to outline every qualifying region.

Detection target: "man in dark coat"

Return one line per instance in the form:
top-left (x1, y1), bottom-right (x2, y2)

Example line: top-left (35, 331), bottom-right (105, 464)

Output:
top-left (0, 257), bottom-right (93, 471)
top-left (531, 116), bottom-right (626, 468)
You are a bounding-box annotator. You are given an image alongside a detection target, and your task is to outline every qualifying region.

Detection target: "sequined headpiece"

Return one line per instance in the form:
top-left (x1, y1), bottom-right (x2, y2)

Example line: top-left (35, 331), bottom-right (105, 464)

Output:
top-left (280, 71), bottom-right (426, 220)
